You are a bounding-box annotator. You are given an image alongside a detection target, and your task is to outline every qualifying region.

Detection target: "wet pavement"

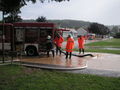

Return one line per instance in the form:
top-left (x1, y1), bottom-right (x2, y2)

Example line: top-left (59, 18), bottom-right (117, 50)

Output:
top-left (19, 52), bottom-right (120, 77)
top-left (19, 52), bottom-right (120, 71)
top-left (87, 53), bottom-right (120, 72)
top-left (20, 54), bottom-right (88, 70)
top-left (66, 53), bottom-right (120, 77)
top-left (66, 68), bottom-right (120, 77)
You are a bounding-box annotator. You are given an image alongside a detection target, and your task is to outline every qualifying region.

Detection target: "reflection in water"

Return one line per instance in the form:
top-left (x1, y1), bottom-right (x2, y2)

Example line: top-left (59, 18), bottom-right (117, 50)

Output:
top-left (65, 60), bottom-right (72, 67)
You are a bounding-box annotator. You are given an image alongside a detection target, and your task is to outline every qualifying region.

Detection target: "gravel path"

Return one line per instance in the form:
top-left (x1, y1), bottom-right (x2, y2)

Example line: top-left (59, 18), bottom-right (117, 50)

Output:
top-left (65, 68), bottom-right (120, 77)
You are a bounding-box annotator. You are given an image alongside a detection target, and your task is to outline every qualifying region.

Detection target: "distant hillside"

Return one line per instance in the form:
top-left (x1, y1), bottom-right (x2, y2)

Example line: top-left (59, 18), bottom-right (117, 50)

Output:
top-left (22, 19), bottom-right (91, 29)
top-left (48, 19), bottom-right (91, 29)
top-left (22, 19), bottom-right (120, 30)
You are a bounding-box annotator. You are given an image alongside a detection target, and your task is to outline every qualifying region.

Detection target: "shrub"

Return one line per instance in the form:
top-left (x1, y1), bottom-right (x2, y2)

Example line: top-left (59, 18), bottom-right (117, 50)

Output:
top-left (114, 32), bottom-right (120, 38)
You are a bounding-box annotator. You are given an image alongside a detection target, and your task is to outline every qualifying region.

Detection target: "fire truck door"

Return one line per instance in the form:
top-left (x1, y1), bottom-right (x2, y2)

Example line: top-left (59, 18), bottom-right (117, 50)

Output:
top-left (16, 29), bottom-right (24, 42)
top-left (15, 29), bottom-right (24, 51)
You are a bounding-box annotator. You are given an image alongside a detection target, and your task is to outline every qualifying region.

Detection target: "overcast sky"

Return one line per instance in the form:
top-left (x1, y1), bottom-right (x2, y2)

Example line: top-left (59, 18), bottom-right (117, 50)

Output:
top-left (0, 0), bottom-right (120, 25)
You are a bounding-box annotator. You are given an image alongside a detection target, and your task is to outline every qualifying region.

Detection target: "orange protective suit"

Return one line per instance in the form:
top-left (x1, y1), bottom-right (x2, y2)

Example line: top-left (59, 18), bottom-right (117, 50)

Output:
top-left (54, 36), bottom-right (64, 47)
top-left (78, 36), bottom-right (85, 49)
top-left (66, 37), bottom-right (74, 52)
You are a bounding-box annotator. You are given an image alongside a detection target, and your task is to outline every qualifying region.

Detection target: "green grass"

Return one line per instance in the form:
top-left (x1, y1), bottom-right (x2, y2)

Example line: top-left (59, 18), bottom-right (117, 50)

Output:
top-left (85, 48), bottom-right (120, 54)
top-left (85, 39), bottom-right (120, 47)
top-left (74, 48), bottom-right (120, 54)
top-left (82, 38), bottom-right (120, 54)
top-left (0, 64), bottom-right (120, 90)
top-left (0, 56), bottom-right (14, 62)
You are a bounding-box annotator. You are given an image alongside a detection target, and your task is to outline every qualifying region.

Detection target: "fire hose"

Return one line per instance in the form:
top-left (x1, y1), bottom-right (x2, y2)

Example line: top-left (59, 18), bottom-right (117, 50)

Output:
top-left (54, 44), bottom-right (94, 57)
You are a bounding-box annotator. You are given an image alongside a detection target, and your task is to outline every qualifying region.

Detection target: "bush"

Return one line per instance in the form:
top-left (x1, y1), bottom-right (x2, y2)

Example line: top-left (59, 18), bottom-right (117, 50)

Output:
top-left (114, 32), bottom-right (120, 38)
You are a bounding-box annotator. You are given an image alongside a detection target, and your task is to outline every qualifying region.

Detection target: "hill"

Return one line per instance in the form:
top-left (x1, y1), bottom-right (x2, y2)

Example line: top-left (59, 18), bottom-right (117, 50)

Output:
top-left (22, 19), bottom-right (91, 29)
top-left (22, 19), bottom-right (120, 30)
top-left (48, 19), bottom-right (91, 29)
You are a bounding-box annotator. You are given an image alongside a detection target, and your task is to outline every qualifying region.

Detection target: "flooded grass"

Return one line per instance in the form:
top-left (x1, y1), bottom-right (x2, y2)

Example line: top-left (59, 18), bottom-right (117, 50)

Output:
top-left (0, 64), bottom-right (120, 90)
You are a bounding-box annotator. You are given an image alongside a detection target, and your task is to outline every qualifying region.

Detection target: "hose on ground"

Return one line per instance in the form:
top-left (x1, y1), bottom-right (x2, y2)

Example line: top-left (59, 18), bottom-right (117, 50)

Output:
top-left (54, 44), bottom-right (94, 57)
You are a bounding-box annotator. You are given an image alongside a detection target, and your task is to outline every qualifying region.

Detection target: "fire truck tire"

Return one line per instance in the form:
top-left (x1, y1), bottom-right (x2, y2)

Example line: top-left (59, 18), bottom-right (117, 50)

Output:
top-left (26, 47), bottom-right (38, 56)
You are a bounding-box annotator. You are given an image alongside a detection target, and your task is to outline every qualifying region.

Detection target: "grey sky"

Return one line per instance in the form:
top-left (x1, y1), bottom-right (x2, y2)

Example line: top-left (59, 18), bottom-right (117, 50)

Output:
top-left (0, 0), bottom-right (120, 25)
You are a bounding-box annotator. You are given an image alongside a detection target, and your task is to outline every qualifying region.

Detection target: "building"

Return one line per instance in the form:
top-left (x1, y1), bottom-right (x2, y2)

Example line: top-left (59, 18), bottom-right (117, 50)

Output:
top-left (77, 28), bottom-right (88, 36)
top-left (63, 28), bottom-right (77, 38)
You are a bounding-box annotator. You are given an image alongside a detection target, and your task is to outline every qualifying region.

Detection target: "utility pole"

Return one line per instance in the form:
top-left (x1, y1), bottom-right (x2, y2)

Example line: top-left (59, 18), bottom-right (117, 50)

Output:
top-left (2, 11), bottom-right (5, 63)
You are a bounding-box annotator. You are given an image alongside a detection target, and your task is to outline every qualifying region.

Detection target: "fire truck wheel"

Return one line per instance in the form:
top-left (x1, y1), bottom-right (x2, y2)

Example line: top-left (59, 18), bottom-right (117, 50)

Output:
top-left (26, 47), bottom-right (38, 56)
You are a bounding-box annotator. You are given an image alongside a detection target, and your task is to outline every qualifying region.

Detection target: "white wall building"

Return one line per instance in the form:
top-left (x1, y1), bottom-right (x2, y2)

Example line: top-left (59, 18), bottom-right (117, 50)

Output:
top-left (63, 28), bottom-right (77, 38)
top-left (77, 28), bottom-right (88, 36)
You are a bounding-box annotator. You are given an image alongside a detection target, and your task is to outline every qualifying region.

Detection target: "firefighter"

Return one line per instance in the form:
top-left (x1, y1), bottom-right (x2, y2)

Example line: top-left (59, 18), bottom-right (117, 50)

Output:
top-left (46, 35), bottom-right (55, 57)
top-left (54, 34), bottom-right (64, 55)
top-left (65, 35), bottom-right (74, 59)
top-left (78, 35), bottom-right (85, 54)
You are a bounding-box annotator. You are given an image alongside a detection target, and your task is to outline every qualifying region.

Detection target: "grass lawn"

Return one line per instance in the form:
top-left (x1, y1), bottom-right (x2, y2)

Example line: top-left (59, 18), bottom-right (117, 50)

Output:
top-left (0, 64), bottom-right (120, 90)
top-left (74, 47), bottom-right (120, 54)
top-left (85, 38), bottom-right (120, 47)
top-left (83, 38), bottom-right (120, 54)
top-left (74, 48), bottom-right (120, 54)
top-left (85, 48), bottom-right (120, 54)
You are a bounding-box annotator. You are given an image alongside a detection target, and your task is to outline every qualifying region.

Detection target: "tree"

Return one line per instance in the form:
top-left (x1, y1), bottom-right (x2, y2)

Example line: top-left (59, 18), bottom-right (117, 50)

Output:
top-left (36, 16), bottom-right (47, 22)
top-left (0, 0), bottom-right (25, 24)
top-left (25, 0), bottom-right (69, 3)
top-left (0, 0), bottom-right (69, 12)
top-left (114, 32), bottom-right (120, 38)
top-left (88, 23), bottom-right (110, 35)
top-left (0, 0), bottom-right (69, 13)
top-left (111, 26), bottom-right (120, 33)
top-left (0, 0), bottom-right (25, 14)
top-left (4, 14), bottom-right (22, 23)
top-left (0, 0), bottom-right (69, 23)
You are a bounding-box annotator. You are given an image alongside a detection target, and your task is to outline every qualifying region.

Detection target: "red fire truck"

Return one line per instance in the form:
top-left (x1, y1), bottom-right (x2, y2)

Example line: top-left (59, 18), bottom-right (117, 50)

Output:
top-left (0, 22), bottom-right (63, 56)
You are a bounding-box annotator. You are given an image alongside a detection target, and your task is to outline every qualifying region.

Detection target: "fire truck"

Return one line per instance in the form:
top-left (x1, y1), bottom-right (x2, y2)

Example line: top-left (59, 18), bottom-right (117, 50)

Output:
top-left (0, 22), bottom-right (64, 56)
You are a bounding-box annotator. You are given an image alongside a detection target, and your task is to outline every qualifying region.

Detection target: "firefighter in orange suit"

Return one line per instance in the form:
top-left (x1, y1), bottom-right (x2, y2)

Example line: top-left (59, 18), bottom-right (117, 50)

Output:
top-left (78, 35), bottom-right (85, 54)
top-left (54, 34), bottom-right (64, 55)
top-left (65, 35), bottom-right (74, 59)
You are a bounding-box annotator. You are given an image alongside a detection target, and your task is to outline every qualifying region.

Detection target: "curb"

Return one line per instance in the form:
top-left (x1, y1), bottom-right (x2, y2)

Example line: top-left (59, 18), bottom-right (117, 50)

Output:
top-left (21, 62), bottom-right (87, 70)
